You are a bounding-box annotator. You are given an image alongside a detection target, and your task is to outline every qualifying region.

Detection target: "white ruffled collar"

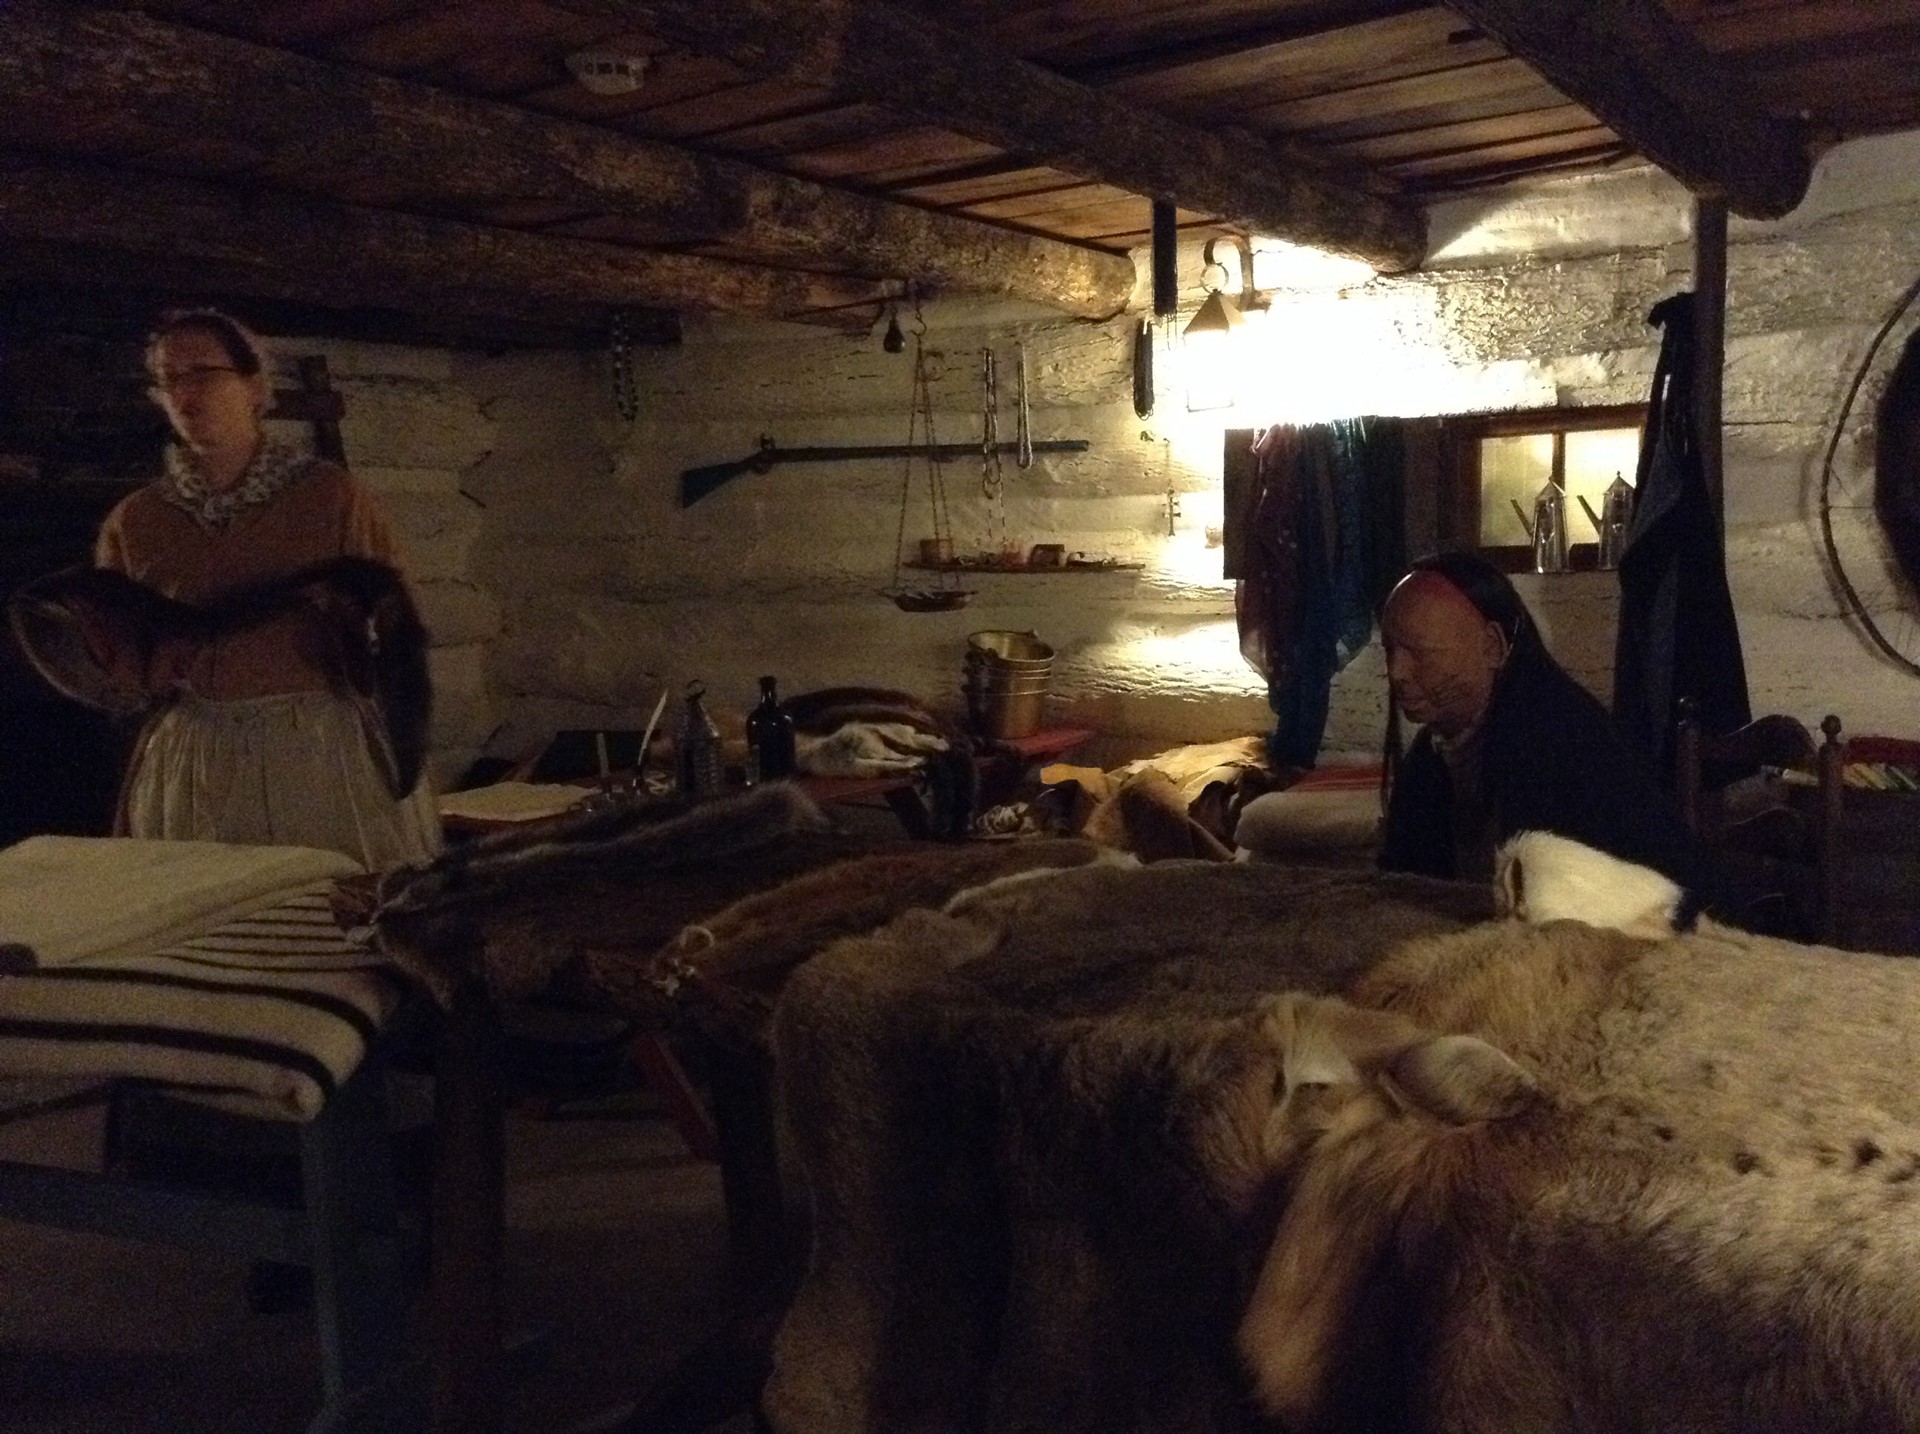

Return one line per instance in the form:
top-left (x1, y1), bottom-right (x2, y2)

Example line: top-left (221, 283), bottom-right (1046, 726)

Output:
top-left (161, 438), bottom-right (312, 528)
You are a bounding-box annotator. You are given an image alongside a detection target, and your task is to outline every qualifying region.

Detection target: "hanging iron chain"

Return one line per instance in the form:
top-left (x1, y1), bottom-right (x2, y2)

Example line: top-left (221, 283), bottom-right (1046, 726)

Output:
top-left (608, 310), bottom-right (639, 422)
top-left (981, 347), bottom-right (1007, 551)
top-left (892, 327), bottom-right (959, 593)
top-left (1015, 341), bottom-right (1034, 469)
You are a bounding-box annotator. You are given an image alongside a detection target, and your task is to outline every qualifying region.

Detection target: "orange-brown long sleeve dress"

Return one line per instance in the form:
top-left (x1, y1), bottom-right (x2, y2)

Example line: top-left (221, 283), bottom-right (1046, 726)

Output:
top-left (96, 449), bottom-right (441, 869)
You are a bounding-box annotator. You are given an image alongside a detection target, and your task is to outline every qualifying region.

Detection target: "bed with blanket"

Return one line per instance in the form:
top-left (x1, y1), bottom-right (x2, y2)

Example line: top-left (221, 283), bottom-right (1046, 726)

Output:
top-left (758, 854), bottom-right (1920, 1434)
top-left (0, 836), bottom-right (395, 1120)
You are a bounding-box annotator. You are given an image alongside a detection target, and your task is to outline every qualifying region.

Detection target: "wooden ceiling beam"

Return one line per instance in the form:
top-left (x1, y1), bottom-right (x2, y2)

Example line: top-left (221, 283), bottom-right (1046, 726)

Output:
top-left (1442, 0), bottom-right (1812, 218)
top-left (0, 158), bottom-right (904, 333)
top-left (0, 253), bottom-right (648, 352)
top-left (555, 0), bottom-right (1429, 271)
top-left (0, 6), bottom-right (1134, 318)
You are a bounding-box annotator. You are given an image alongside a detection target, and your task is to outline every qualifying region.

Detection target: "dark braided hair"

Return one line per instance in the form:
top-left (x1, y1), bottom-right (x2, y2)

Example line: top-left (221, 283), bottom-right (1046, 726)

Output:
top-left (1378, 551), bottom-right (1542, 808)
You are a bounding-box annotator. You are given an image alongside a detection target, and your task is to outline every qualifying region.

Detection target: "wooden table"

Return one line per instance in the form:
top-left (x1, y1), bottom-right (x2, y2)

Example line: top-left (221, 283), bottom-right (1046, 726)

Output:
top-left (441, 726), bottom-right (1097, 838)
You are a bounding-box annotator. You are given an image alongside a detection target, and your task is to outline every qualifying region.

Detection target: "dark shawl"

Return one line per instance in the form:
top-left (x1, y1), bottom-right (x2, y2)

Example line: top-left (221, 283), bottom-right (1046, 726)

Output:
top-left (1380, 644), bottom-right (1700, 891)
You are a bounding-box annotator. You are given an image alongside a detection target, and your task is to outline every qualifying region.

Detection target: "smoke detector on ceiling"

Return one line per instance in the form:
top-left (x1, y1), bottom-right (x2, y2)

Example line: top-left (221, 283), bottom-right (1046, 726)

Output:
top-left (565, 49), bottom-right (650, 97)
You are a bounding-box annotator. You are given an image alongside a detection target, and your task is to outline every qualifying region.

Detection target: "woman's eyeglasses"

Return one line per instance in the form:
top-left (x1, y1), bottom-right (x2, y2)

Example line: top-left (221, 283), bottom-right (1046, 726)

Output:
top-left (149, 364), bottom-right (241, 394)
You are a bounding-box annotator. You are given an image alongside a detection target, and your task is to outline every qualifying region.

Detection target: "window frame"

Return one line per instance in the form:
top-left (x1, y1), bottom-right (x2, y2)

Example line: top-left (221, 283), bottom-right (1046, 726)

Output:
top-left (1437, 403), bottom-right (1648, 573)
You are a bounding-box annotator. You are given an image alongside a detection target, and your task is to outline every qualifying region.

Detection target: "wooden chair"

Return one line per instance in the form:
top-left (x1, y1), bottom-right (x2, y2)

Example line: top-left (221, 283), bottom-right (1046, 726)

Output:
top-left (1675, 699), bottom-right (1845, 942)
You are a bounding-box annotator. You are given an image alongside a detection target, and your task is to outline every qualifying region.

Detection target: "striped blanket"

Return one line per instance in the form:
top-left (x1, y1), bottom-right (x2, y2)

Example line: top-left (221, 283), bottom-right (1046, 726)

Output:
top-left (0, 878), bottom-right (400, 1122)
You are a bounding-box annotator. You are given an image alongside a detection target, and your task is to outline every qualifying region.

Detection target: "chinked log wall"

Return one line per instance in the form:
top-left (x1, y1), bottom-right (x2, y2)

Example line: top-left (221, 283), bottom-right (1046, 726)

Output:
top-left (464, 133), bottom-right (1920, 761)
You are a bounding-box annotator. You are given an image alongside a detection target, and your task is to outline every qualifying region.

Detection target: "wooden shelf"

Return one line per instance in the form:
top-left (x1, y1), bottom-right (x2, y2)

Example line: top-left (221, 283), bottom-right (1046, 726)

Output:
top-left (906, 558), bottom-right (1144, 574)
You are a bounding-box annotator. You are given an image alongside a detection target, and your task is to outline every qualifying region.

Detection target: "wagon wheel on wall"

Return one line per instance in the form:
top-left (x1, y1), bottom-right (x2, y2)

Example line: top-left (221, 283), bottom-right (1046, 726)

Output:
top-left (1819, 270), bottom-right (1920, 677)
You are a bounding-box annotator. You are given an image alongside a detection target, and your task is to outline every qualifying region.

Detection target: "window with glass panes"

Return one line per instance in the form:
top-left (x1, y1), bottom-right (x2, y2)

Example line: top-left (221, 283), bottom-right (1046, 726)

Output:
top-left (1438, 405), bottom-right (1646, 571)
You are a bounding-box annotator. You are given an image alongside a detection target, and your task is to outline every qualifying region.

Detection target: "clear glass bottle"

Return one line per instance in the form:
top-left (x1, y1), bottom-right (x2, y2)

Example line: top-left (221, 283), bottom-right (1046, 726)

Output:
top-left (676, 680), bottom-right (723, 798)
top-left (745, 675), bottom-right (797, 783)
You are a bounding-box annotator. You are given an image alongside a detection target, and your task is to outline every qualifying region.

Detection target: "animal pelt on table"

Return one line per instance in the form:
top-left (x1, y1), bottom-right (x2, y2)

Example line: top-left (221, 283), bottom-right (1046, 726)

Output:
top-left (365, 782), bottom-right (836, 1005)
top-left (1080, 768), bottom-right (1237, 862)
top-left (631, 837), bottom-right (1108, 1052)
top-left (766, 857), bottom-right (1920, 1434)
top-left (7, 558), bottom-right (430, 798)
top-left (782, 685), bottom-right (1026, 840)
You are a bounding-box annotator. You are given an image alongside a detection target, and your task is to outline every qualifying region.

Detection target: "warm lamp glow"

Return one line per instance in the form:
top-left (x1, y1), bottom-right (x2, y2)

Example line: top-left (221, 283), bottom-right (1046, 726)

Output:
top-left (1183, 289), bottom-right (1244, 412)
top-left (1183, 289), bottom-right (1243, 339)
top-left (1249, 239), bottom-right (1376, 292)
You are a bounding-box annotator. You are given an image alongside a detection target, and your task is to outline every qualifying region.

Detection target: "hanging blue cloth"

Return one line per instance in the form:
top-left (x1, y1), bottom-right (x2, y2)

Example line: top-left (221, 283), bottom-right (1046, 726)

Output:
top-left (1256, 418), bottom-right (1405, 767)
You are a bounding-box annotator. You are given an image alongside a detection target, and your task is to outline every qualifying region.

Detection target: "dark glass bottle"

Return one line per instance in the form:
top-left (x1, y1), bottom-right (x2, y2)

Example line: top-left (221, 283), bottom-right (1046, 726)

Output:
top-left (676, 680), bottom-right (724, 798)
top-left (746, 675), bottom-right (797, 783)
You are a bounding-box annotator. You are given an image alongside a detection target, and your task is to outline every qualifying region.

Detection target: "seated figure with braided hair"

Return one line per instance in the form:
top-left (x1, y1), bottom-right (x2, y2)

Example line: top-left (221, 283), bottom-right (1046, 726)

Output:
top-left (1376, 552), bottom-right (1699, 899)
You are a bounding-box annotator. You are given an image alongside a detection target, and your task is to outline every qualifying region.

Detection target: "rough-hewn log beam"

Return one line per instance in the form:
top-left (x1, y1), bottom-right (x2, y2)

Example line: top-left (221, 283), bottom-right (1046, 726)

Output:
top-left (0, 6), bottom-right (1134, 317)
top-left (554, 0), bottom-right (1428, 272)
top-left (0, 241), bottom-right (654, 351)
top-left (0, 158), bottom-right (903, 333)
top-left (1443, 0), bottom-right (1811, 218)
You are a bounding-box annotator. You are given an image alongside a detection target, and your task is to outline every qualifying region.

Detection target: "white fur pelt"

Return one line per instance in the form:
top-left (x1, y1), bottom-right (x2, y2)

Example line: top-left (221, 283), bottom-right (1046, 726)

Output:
top-left (797, 721), bottom-right (949, 778)
top-left (1495, 829), bottom-right (1692, 940)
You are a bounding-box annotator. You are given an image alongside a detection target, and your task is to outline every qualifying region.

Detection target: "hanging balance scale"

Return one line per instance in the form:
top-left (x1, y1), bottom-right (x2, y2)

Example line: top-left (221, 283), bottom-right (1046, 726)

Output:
top-left (885, 330), bottom-right (975, 612)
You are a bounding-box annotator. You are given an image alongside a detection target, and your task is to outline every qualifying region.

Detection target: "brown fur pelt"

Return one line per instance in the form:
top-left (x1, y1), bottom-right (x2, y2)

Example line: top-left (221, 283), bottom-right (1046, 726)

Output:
top-left (764, 862), bottom-right (1494, 1434)
top-left (634, 838), bottom-right (1106, 1051)
top-left (1082, 768), bottom-right (1237, 862)
top-left (8, 558), bottom-right (430, 798)
top-left (765, 860), bottom-right (1920, 1434)
top-left (1241, 920), bottom-right (1920, 1433)
top-left (368, 783), bottom-right (836, 1004)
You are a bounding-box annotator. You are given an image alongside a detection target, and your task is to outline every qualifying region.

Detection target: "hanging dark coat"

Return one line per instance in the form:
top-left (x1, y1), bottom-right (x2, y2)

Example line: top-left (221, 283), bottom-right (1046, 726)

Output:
top-left (1612, 292), bottom-right (1751, 777)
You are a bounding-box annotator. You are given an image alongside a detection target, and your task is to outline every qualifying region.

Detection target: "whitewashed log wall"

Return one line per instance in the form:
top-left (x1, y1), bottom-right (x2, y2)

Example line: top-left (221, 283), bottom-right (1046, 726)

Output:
top-left (299, 126), bottom-right (1920, 774)
top-left (261, 340), bottom-right (507, 783)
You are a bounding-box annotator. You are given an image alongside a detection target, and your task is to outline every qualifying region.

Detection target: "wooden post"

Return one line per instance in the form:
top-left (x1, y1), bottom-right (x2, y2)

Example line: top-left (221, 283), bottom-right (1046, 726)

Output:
top-left (265, 355), bottom-right (349, 466)
top-left (1692, 196), bottom-right (1728, 527)
top-left (1152, 200), bottom-right (1178, 319)
top-left (1816, 713), bottom-right (1846, 944)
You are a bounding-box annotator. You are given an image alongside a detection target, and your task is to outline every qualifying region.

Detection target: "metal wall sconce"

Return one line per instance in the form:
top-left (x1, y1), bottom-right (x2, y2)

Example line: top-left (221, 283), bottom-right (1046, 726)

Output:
top-left (1184, 237), bottom-right (1254, 412)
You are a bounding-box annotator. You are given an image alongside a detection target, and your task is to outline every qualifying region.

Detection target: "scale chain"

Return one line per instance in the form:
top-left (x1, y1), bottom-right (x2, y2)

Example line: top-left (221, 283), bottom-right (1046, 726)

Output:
top-left (1015, 342), bottom-right (1033, 468)
top-left (981, 346), bottom-right (1007, 550)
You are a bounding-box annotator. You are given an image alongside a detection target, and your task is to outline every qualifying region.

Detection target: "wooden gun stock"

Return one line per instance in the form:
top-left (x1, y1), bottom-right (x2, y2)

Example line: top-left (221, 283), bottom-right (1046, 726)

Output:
top-left (680, 437), bottom-right (1090, 506)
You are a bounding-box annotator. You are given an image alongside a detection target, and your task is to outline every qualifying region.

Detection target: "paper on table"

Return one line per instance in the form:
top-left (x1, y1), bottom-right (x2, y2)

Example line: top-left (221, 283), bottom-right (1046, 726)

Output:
top-left (436, 781), bottom-right (588, 823)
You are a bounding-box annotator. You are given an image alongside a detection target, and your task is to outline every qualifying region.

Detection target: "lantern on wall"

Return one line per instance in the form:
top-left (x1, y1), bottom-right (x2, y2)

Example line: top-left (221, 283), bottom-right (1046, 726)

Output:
top-left (1184, 239), bottom-right (1245, 412)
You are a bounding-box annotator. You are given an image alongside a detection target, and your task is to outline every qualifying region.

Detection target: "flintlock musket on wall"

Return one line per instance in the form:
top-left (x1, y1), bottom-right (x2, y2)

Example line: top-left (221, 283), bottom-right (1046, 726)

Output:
top-left (679, 434), bottom-right (1091, 507)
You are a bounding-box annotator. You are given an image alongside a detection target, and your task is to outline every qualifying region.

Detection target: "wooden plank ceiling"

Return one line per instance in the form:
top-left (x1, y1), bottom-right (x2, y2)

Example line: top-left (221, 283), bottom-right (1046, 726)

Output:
top-left (1, 0), bottom-right (1914, 344)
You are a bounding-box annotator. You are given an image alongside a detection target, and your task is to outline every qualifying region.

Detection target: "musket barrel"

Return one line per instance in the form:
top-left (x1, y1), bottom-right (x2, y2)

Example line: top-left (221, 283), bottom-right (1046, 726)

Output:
top-left (679, 438), bottom-right (1091, 505)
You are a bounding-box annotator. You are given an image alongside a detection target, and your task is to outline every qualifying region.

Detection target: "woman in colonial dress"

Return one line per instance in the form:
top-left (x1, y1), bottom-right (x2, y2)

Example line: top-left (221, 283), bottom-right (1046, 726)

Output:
top-left (93, 308), bottom-right (440, 870)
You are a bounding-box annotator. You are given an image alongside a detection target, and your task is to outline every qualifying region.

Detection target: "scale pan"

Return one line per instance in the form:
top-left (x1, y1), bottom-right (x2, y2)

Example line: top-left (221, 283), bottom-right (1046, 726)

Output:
top-left (888, 588), bottom-right (975, 613)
